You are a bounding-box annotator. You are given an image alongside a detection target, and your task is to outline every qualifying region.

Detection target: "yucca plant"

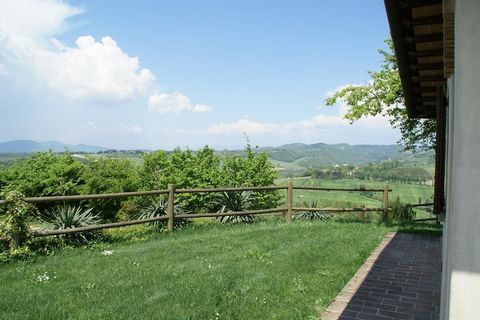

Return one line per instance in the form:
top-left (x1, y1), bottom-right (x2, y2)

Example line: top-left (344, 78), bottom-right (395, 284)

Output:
top-left (214, 191), bottom-right (255, 224)
top-left (138, 197), bottom-right (188, 231)
top-left (41, 205), bottom-right (100, 243)
top-left (295, 200), bottom-right (332, 220)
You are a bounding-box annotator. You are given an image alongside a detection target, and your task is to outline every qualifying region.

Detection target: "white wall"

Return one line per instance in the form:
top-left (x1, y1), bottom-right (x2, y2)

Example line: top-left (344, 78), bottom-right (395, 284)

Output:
top-left (441, 0), bottom-right (480, 318)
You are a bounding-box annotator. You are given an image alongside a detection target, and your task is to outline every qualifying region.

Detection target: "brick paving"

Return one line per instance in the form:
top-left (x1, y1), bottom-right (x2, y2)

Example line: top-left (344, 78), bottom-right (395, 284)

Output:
top-left (321, 232), bottom-right (441, 320)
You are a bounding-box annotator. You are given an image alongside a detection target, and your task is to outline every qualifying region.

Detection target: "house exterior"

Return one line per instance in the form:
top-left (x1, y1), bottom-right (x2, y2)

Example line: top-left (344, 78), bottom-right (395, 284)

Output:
top-left (384, 0), bottom-right (480, 318)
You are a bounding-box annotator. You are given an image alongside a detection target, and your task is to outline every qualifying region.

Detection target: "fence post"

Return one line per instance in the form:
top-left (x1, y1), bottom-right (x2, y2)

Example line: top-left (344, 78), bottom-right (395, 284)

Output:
top-left (286, 180), bottom-right (293, 223)
top-left (167, 183), bottom-right (175, 232)
top-left (382, 185), bottom-right (389, 221)
top-left (360, 205), bottom-right (365, 222)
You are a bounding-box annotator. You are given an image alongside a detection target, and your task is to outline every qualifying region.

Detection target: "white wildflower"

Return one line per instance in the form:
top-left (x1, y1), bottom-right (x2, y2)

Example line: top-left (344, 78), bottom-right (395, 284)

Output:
top-left (36, 272), bottom-right (50, 282)
top-left (101, 250), bottom-right (115, 256)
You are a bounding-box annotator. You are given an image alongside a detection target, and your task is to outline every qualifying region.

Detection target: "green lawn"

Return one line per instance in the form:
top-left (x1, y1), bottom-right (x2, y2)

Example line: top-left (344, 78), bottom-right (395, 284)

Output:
top-left (0, 221), bottom-right (388, 319)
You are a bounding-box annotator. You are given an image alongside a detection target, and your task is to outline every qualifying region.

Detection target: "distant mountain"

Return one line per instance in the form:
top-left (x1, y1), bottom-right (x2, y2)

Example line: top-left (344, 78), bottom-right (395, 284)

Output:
top-left (0, 140), bottom-right (108, 154)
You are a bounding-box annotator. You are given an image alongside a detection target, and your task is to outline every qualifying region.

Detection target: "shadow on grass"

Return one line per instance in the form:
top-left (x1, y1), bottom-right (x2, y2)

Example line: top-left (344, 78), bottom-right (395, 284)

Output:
top-left (387, 222), bottom-right (443, 237)
top-left (332, 213), bottom-right (443, 237)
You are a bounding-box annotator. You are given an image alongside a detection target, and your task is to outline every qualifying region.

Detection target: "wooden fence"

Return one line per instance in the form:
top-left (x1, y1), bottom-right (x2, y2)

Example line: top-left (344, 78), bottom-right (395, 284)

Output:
top-left (408, 202), bottom-right (437, 223)
top-left (0, 183), bottom-right (391, 240)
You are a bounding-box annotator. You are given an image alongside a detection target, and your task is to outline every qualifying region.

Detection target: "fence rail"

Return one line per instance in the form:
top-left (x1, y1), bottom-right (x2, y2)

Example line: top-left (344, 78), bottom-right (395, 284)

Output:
top-left (0, 182), bottom-right (392, 241)
top-left (0, 190), bottom-right (170, 205)
top-left (408, 202), bottom-right (434, 208)
top-left (33, 215), bottom-right (170, 236)
top-left (176, 186), bottom-right (287, 194)
top-left (414, 217), bottom-right (437, 222)
top-left (292, 207), bottom-right (386, 212)
top-left (0, 186), bottom-right (288, 205)
top-left (407, 202), bottom-right (437, 223)
top-left (292, 186), bottom-right (391, 192)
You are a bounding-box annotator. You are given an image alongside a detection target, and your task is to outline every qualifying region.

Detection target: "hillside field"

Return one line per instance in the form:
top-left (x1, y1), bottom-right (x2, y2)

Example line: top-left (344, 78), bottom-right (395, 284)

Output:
top-left (276, 177), bottom-right (434, 219)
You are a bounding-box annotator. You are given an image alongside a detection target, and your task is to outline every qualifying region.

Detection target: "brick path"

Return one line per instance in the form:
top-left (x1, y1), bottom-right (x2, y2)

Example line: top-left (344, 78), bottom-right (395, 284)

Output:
top-left (321, 232), bottom-right (441, 320)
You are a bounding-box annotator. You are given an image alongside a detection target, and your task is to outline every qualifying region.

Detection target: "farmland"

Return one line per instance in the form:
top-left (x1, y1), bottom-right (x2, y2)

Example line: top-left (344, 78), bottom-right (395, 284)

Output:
top-left (276, 177), bottom-right (434, 220)
top-left (277, 177), bottom-right (433, 205)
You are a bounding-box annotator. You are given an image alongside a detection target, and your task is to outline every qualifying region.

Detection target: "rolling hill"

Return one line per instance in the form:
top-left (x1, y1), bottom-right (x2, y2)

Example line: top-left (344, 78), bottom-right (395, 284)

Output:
top-left (257, 143), bottom-right (434, 176)
top-left (0, 140), bottom-right (434, 174)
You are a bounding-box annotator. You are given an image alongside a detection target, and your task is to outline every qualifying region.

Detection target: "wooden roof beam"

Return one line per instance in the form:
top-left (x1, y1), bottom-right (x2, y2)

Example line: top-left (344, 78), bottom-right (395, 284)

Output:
top-left (384, 0), bottom-right (419, 117)
top-left (405, 33), bottom-right (443, 43)
top-left (407, 49), bottom-right (443, 57)
top-left (413, 86), bottom-right (438, 93)
top-left (402, 15), bottom-right (443, 27)
top-left (416, 104), bottom-right (436, 118)
top-left (412, 74), bottom-right (445, 81)
top-left (410, 62), bottom-right (444, 71)
top-left (399, 0), bottom-right (442, 8)
top-left (415, 96), bottom-right (437, 102)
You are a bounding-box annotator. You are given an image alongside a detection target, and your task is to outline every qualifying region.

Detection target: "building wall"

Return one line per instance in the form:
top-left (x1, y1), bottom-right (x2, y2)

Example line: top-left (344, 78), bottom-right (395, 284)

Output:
top-left (441, 0), bottom-right (480, 318)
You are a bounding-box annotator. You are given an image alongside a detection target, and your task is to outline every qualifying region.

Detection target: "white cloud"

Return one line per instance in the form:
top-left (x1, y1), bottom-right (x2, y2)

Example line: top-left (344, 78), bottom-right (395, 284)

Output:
top-left (206, 115), bottom-right (347, 135)
top-left (121, 124), bottom-right (144, 134)
top-left (207, 119), bottom-right (280, 135)
top-left (37, 35), bottom-right (155, 100)
top-left (205, 99), bottom-right (390, 136)
top-left (148, 91), bottom-right (212, 114)
top-left (0, 0), bottom-right (204, 109)
top-left (1, 32), bottom-right (155, 100)
top-left (0, 0), bottom-right (82, 39)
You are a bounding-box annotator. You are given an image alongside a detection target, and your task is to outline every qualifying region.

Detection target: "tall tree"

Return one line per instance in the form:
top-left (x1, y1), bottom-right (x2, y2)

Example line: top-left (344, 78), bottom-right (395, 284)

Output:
top-left (325, 40), bottom-right (436, 151)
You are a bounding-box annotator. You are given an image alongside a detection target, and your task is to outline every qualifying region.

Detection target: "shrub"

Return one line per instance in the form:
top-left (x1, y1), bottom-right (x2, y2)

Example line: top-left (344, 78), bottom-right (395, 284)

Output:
top-left (214, 191), bottom-right (255, 224)
top-left (219, 143), bottom-right (280, 210)
top-left (138, 197), bottom-right (188, 231)
top-left (41, 205), bottom-right (100, 243)
top-left (388, 197), bottom-right (415, 223)
top-left (295, 200), bottom-right (332, 220)
top-left (0, 191), bottom-right (33, 249)
top-left (0, 246), bottom-right (33, 264)
top-left (0, 152), bottom-right (84, 198)
top-left (140, 143), bottom-right (280, 214)
top-left (140, 147), bottom-right (221, 213)
top-left (81, 157), bottom-right (140, 221)
top-left (116, 200), bottom-right (140, 222)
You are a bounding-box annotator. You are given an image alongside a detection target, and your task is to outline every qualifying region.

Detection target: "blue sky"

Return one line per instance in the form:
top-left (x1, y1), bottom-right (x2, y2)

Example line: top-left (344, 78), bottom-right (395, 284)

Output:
top-left (0, 0), bottom-right (399, 150)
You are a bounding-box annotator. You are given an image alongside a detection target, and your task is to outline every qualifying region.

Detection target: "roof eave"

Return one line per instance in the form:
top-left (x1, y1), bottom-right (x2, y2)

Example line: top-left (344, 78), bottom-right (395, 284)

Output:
top-left (384, 0), bottom-right (420, 118)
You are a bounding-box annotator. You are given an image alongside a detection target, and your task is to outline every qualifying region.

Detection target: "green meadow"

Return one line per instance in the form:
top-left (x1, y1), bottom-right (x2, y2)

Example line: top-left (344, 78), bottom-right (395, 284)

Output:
top-left (276, 177), bottom-right (434, 219)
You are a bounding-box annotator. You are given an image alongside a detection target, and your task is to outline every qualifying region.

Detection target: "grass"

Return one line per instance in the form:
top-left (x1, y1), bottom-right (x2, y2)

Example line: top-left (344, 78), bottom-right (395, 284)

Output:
top-left (276, 177), bottom-right (434, 220)
top-left (285, 177), bottom-right (432, 204)
top-left (394, 222), bottom-right (443, 236)
top-left (0, 221), bottom-right (389, 320)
